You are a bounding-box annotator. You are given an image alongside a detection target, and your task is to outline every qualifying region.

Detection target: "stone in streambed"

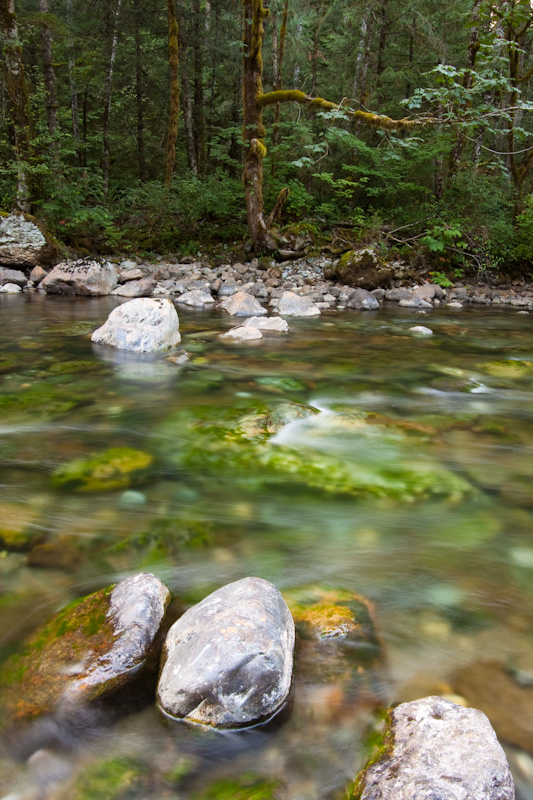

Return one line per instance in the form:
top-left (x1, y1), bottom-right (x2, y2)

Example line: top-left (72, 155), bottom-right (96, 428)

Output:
top-left (111, 277), bottom-right (156, 298)
top-left (0, 282), bottom-right (22, 293)
top-left (157, 577), bottom-right (295, 728)
top-left (0, 573), bottom-right (171, 721)
top-left (0, 267), bottom-right (27, 286)
top-left (352, 696), bottom-right (514, 800)
top-left (345, 288), bottom-right (379, 310)
top-left (52, 447), bottom-right (154, 492)
top-left (242, 315), bottom-right (289, 332)
top-left (175, 289), bottom-right (215, 308)
top-left (91, 298), bottom-right (181, 352)
top-left (219, 326), bottom-right (263, 343)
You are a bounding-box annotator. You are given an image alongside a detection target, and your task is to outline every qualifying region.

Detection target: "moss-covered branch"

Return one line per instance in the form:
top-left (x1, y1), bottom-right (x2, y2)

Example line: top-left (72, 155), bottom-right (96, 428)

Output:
top-left (258, 90), bottom-right (430, 131)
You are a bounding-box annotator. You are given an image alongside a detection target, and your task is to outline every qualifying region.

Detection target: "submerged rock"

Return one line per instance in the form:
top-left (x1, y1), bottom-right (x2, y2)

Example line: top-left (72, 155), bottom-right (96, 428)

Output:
top-left (0, 573), bottom-right (171, 721)
top-left (454, 660), bottom-right (533, 754)
top-left (91, 298), bottom-right (181, 352)
top-left (0, 213), bottom-right (60, 268)
top-left (276, 291), bottom-right (320, 317)
top-left (219, 326), bottom-right (263, 343)
top-left (352, 696), bottom-right (514, 800)
top-left (41, 259), bottom-right (118, 295)
top-left (409, 325), bottom-right (433, 335)
top-left (241, 315), bottom-right (289, 332)
top-left (52, 447), bottom-right (154, 492)
top-left (157, 577), bottom-right (295, 728)
top-left (218, 291), bottom-right (267, 317)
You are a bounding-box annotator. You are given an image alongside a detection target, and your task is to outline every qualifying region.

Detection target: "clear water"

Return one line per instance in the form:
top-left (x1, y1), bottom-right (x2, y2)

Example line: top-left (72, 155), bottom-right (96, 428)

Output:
top-left (1, 292), bottom-right (533, 799)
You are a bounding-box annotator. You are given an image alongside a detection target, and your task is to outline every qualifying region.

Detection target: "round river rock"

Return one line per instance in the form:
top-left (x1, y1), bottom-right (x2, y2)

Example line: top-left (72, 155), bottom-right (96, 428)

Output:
top-left (157, 576), bottom-right (295, 728)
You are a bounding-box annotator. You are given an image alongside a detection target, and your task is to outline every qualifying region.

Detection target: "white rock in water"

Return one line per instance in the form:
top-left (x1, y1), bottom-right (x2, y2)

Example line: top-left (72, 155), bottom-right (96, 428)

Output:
top-left (241, 316), bottom-right (289, 332)
top-left (356, 696), bottom-right (514, 800)
top-left (277, 291), bottom-right (320, 317)
top-left (447, 301), bottom-right (464, 308)
top-left (219, 326), bottom-right (263, 342)
top-left (218, 291), bottom-right (267, 316)
top-left (157, 577), bottom-right (295, 728)
top-left (0, 282), bottom-right (22, 293)
top-left (111, 278), bottom-right (155, 297)
top-left (91, 298), bottom-right (181, 352)
top-left (409, 325), bottom-right (433, 335)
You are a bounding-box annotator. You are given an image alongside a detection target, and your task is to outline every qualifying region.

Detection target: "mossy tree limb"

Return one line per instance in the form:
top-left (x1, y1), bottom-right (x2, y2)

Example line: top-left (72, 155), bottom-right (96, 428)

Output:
top-left (242, 0), bottom-right (433, 253)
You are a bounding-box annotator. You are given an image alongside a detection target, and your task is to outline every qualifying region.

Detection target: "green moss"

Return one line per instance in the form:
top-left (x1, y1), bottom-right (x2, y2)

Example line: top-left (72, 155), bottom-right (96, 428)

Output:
top-left (192, 775), bottom-right (280, 800)
top-left (0, 585), bottom-right (115, 720)
top-left (69, 757), bottom-right (144, 800)
top-left (477, 359), bottom-right (533, 379)
top-left (52, 447), bottom-right (154, 492)
top-left (0, 503), bottom-right (43, 552)
top-left (347, 709), bottom-right (394, 800)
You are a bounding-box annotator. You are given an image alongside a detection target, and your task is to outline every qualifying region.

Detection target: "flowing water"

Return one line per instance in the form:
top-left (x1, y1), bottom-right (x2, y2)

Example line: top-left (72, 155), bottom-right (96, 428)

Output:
top-left (1, 292), bottom-right (533, 800)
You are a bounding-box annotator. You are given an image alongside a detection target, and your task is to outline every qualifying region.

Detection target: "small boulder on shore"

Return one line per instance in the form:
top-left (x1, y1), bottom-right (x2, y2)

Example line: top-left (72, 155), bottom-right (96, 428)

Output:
top-left (41, 258), bottom-right (118, 295)
top-left (0, 266), bottom-right (27, 287)
top-left (157, 576), bottom-right (295, 728)
top-left (0, 573), bottom-right (171, 721)
top-left (276, 291), bottom-right (320, 317)
top-left (353, 695), bottom-right (514, 800)
top-left (91, 298), bottom-right (181, 353)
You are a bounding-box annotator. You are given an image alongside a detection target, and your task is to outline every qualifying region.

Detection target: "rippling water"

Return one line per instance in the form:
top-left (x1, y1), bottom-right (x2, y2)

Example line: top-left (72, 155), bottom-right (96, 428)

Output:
top-left (1, 292), bottom-right (533, 799)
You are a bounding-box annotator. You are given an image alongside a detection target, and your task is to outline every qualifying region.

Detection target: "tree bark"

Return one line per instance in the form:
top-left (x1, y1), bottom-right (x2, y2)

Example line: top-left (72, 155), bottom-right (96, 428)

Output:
top-left (134, 0), bottom-right (146, 182)
top-left (176, 0), bottom-right (198, 176)
top-left (192, 0), bottom-right (206, 174)
top-left (0, 0), bottom-right (33, 211)
top-left (165, 0), bottom-right (179, 186)
top-left (102, 0), bottom-right (122, 198)
top-left (38, 0), bottom-right (58, 135)
top-left (66, 0), bottom-right (81, 164)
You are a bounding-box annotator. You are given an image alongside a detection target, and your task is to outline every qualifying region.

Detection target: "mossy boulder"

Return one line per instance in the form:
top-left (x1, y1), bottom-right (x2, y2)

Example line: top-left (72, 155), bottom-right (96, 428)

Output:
top-left (0, 573), bottom-right (170, 722)
top-left (284, 586), bottom-right (382, 688)
top-left (0, 212), bottom-right (60, 269)
top-left (477, 359), bottom-right (533, 380)
top-left (333, 248), bottom-right (395, 290)
top-left (156, 404), bottom-right (472, 502)
top-left (57, 756), bottom-right (147, 800)
top-left (52, 447), bottom-right (154, 492)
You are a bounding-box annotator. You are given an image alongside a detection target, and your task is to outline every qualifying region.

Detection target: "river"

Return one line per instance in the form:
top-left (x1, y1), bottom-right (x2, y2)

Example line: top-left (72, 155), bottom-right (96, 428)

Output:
top-left (1, 292), bottom-right (532, 799)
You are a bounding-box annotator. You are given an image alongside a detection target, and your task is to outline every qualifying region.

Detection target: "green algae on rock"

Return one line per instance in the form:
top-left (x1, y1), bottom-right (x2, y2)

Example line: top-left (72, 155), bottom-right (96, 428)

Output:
top-left (57, 756), bottom-right (147, 800)
top-left (0, 573), bottom-right (170, 722)
top-left (52, 448), bottom-right (154, 492)
top-left (0, 503), bottom-right (44, 552)
top-left (192, 776), bottom-right (281, 800)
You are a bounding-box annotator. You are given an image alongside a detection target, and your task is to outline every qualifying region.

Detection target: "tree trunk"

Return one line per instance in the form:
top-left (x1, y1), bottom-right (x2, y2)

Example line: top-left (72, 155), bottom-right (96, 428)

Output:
top-left (376, 0), bottom-right (390, 87)
top-left (102, 0), bottom-right (122, 198)
top-left (448, 0), bottom-right (482, 178)
top-left (165, 0), bottom-right (179, 186)
top-left (176, 0), bottom-right (198, 176)
top-left (0, 0), bottom-right (33, 211)
top-left (272, 0), bottom-right (288, 168)
top-left (192, 0), bottom-right (206, 174)
top-left (206, 0), bottom-right (220, 168)
top-left (134, 0), bottom-right (146, 182)
top-left (66, 0), bottom-right (81, 164)
top-left (38, 0), bottom-right (58, 135)
top-left (242, 0), bottom-right (277, 252)
top-left (353, 1), bottom-right (374, 107)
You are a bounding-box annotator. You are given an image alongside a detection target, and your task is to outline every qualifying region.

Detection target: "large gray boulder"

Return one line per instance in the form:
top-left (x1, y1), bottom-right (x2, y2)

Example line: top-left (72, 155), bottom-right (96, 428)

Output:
top-left (0, 573), bottom-right (171, 720)
top-left (41, 258), bottom-right (118, 295)
top-left (355, 696), bottom-right (514, 800)
top-left (91, 298), bottom-right (181, 353)
top-left (0, 267), bottom-right (26, 286)
top-left (218, 291), bottom-right (267, 316)
top-left (346, 288), bottom-right (379, 310)
top-left (0, 213), bottom-right (60, 268)
top-left (157, 577), bottom-right (295, 728)
top-left (276, 291), bottom-right (320, 317)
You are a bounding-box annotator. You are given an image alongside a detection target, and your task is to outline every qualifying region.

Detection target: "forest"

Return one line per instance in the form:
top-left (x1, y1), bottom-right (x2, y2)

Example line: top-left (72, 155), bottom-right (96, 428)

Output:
top-left (1, 0), bottom-right (533, 274)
